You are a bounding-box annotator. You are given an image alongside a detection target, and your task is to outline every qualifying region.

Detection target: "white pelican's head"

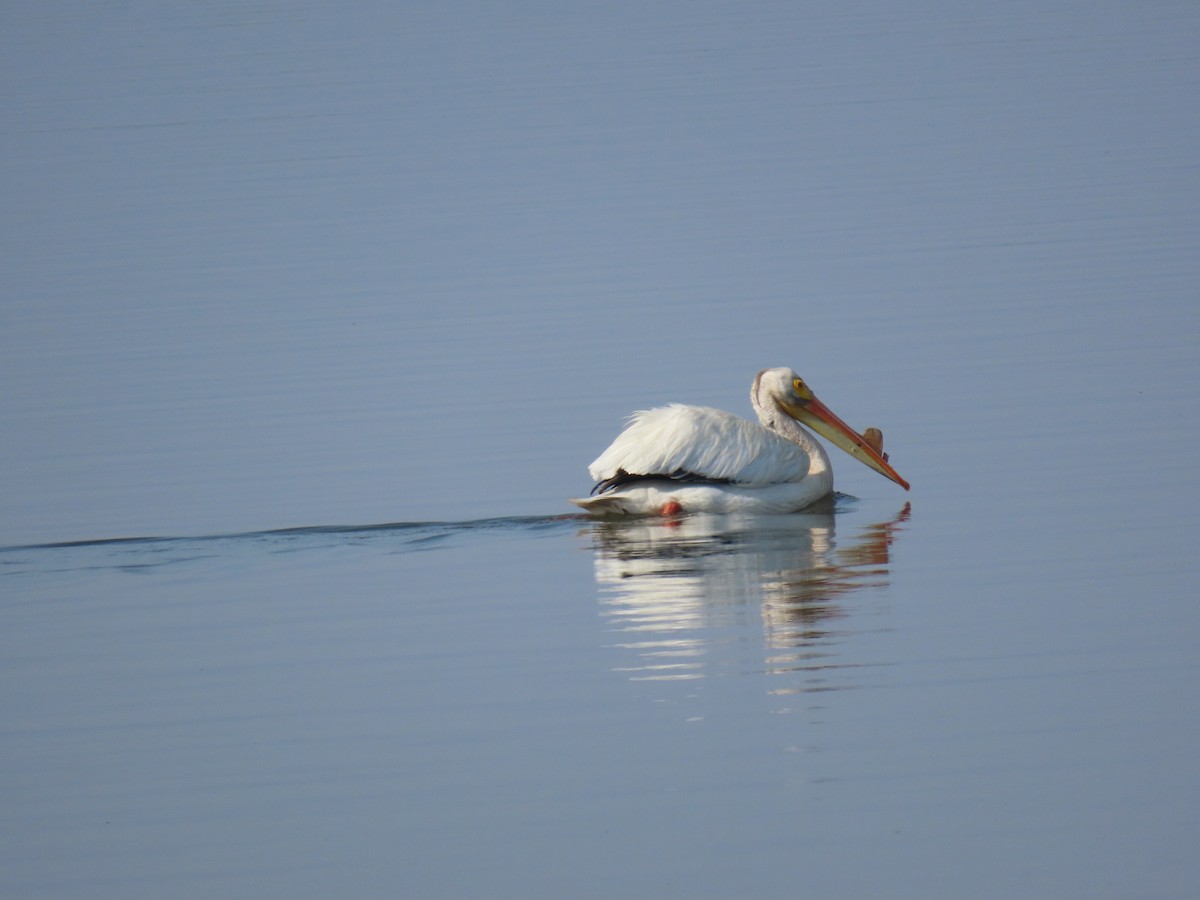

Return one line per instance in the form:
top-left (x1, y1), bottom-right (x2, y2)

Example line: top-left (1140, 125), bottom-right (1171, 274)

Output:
top-left (753, 367), bottom-right (910, 490)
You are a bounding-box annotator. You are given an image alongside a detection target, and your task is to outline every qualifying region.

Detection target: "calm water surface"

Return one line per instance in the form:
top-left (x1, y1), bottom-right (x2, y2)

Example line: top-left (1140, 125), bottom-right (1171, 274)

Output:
top-left (3, 2), bottom-right (1199, 897)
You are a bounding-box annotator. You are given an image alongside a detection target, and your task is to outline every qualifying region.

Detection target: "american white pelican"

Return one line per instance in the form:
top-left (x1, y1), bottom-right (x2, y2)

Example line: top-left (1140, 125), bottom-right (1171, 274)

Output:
top-left (571, 367), bottom-right (909, 516)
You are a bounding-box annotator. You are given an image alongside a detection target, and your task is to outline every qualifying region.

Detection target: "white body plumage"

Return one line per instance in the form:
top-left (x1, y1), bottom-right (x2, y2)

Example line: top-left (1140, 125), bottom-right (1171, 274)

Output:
top-left (575, 404), bottom-right (832, 514)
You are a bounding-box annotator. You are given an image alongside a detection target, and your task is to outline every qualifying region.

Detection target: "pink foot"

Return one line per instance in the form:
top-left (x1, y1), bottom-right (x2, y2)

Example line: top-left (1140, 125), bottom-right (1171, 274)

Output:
top-left (660, 500), bottom-right (684, 517)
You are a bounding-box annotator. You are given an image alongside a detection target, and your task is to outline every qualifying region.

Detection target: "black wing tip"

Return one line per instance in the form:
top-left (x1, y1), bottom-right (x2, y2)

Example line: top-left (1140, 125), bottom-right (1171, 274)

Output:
top-left (591, 468), bottom-right (632, 495)
top-left (590, 468), bottom-right (734, 495)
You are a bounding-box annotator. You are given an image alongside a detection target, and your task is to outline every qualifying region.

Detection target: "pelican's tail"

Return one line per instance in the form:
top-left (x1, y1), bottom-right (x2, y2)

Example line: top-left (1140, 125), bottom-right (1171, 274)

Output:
top-left (569, 493), bottom-right (645, 516)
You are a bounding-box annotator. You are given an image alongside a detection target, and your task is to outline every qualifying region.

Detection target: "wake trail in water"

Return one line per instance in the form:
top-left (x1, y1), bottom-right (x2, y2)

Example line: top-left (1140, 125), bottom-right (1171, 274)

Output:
top-left (0, 514), bottom-right (589, 555)
top-left (1, 494), bottom-right (871, 556)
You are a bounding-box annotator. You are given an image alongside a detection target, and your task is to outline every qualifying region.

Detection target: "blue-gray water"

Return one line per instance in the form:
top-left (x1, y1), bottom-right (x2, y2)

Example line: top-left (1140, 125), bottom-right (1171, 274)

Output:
top-left (3, 2), bottom-right (1198, 897)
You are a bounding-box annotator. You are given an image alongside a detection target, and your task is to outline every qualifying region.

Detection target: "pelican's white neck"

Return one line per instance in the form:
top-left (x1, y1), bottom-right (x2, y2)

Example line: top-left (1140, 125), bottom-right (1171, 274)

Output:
top-left (750, 374), bottom-right (833, 477)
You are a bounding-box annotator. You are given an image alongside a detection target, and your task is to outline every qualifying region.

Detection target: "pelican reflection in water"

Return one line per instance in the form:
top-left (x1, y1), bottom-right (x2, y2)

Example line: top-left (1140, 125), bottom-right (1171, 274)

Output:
top-left (587, 503), bottom-right (910, 690)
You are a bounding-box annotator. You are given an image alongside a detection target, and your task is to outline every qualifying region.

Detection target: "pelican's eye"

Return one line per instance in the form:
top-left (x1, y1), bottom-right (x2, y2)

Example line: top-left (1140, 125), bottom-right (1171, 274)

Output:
top-left (792, 378), bottom-right (810, 399)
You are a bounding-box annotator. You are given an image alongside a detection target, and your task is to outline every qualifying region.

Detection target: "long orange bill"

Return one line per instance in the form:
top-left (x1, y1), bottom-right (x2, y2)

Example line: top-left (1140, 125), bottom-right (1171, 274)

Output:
top-left (791, 394), bottom-right (910, 491)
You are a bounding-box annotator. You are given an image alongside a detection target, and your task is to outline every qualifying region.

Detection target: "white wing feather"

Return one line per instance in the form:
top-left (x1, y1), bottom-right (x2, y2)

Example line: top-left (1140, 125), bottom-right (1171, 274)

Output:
top-left (588, 404), bottom-right (811, 486)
